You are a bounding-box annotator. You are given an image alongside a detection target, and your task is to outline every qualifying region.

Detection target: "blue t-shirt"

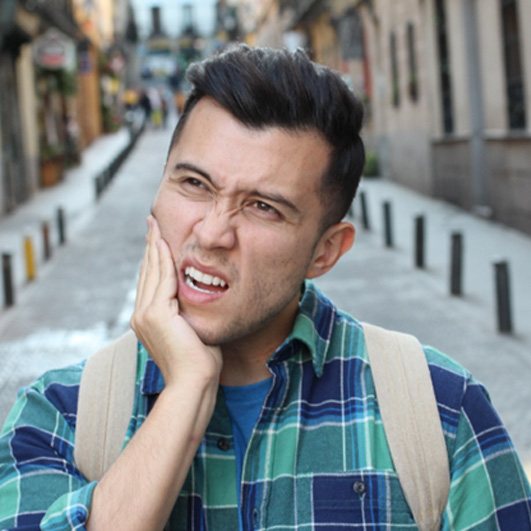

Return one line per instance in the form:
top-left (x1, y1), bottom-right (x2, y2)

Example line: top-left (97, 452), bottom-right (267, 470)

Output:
top-left (222, 377), bottom-right (272, 530)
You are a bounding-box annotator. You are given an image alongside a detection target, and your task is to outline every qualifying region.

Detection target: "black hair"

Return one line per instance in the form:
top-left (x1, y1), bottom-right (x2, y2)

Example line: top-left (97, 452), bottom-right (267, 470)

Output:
top-left (169, 44), bottom-right (365, 228)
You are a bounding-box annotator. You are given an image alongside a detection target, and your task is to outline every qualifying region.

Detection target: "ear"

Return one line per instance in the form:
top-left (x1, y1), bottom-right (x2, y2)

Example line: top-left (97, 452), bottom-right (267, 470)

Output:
top-left (306, 222), bottom-right (355, 279)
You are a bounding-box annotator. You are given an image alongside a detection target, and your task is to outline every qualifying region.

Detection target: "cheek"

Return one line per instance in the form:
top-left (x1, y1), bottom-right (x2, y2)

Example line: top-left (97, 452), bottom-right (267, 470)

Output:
top-left (245, 233), bottom-right (314, 277)
top-left (154, 197), bottom-right (202, 244)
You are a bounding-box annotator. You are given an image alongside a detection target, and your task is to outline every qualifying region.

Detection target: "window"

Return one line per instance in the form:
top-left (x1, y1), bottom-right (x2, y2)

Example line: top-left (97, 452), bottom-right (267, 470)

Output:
top-left (501, 0), bottom-right (526, 130)
top-left (435, 0), bottom-right (454, 133)
top-left (390, 31), bottom-right (400, 107)
top-left (338, 8), bottom-right (364, 60)
top-left (406, 22), bottom-right (419, 102)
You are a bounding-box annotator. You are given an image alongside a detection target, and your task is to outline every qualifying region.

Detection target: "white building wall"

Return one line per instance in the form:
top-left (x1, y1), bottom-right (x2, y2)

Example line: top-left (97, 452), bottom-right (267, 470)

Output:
top-left (446, 0), bottom-right (469, 136)
top-left (518, 0), bottom-right (531, 134)
top-left (359, 0), bottom-right (531, 233)
top-left (96, 0), bottom-right (114, 45)
top-left (113, 0), bottom-right (129, 38)
top-left (0, 114), bottom-right (3, 214)
top-left (16, 44), bottom-right (39, 193)
top-left (254, 2), bottom-right (284, 48)
top-left (478, 0), bottom-right (506, 133)
top-left (424, 0), bottom-right (442, 139)
top-left (366, 0), bottom-right (435, 193)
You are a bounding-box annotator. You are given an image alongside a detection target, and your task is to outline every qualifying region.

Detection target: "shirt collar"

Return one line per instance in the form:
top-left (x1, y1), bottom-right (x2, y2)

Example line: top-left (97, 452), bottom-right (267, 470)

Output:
top-left (140, 281), bottom-right (336, 394)
top-left (269, 281), bottom-right (336, 377)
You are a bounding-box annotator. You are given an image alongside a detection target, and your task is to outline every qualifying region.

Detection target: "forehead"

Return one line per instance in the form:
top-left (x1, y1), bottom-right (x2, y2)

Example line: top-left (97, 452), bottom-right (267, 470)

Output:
top-left (167, 98), bottom-right (331, 196)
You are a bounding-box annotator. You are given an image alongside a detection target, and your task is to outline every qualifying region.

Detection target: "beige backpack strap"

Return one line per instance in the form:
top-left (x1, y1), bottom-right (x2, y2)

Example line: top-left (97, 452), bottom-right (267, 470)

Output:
top-left (362, 322), bottom-right (450, 531)
top-left (74, 330), bottom-right (138, 482)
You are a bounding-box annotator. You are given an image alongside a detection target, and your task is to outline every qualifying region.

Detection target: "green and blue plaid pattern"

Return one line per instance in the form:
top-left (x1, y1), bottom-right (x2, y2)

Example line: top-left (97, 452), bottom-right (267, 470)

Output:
top-left (1, 282), bottom-right (530, 529)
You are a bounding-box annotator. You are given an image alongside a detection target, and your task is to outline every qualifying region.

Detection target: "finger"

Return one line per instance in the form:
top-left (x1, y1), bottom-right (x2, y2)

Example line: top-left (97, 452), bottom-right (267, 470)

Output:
top-left (134, 219), bottom-right (152, 310)
top-left (135, 237), bottom-right (149, 308)
top-left (153, 238), bottom-right (179, 311)
top-left (140, 222), bottom-right (161, 306)
top-left (135, 217), bottom-right (158, 310)
top-left (150, 215), bottom-right (162, 241)
top-left (150, 217), bottom-right (178, 297)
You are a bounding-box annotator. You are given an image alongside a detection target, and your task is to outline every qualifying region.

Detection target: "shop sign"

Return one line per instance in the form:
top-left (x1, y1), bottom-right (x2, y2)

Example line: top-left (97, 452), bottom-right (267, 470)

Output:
top-left (34, 28), bottom-right (76, 70)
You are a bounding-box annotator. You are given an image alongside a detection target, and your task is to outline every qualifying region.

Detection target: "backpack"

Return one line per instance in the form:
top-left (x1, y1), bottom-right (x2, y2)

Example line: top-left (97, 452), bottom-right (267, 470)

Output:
top-left (74, 323), bottom-right (450, 531)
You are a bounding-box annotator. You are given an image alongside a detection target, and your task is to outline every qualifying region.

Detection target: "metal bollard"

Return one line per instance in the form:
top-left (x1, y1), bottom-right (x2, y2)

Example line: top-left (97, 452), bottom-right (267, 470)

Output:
top-left (102, 168), bottom-right (111, 188)
top-left (57, 207), bottom-right (66, 245)
top-left (383, 201), bottom-right (393, 248)
top-left (42, 221), bottom-right (52, 261)
top-left (2, 253), bottom-right (15, 308)
top-left (494, 260), bottom-right (513, 334)
top-left (360, 191), bottom-right (370, 230)
top-left (414, 215), bottom-right (425, 269)
top-left (24, 236), bottom-right (37, 282)
top-left (95, 175), bottom-right (103, 200)
top-left (450, 232), bottom-right (463, 296)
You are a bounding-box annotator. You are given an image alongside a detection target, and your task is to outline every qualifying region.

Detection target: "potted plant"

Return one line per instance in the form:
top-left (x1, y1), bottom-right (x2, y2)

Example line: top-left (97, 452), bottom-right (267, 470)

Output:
top-left (40, 143), bottom-right (65, 187)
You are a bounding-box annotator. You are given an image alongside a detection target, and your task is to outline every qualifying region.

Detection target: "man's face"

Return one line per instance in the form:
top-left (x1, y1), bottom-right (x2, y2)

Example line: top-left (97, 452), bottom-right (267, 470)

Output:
top-left (152, 97), bottom-right (332, 349)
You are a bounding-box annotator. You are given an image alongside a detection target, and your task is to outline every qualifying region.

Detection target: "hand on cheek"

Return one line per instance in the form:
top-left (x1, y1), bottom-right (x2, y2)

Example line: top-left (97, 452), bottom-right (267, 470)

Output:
top-left (131, 215), bottom-right (222, 387)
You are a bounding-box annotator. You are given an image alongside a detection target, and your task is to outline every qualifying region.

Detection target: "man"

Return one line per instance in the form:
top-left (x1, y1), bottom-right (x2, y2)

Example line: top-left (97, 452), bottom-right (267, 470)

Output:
top-left (0, 45), bottom-right (530, 530)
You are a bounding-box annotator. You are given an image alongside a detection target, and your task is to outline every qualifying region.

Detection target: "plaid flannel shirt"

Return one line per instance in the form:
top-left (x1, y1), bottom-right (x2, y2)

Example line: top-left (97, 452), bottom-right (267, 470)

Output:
top-left (1, 282), bottom-right (530, 530)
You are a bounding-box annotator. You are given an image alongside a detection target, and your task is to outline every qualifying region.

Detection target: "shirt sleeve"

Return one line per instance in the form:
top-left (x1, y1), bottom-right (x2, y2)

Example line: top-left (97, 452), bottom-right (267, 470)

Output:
top-left (443, 378), bottom-right (531, 529)
top-left (0, 368), bottom-right (96, 530)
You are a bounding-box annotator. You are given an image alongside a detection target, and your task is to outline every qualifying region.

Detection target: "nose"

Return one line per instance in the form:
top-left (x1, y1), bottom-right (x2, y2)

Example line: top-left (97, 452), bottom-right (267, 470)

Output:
top-left (192, 202), bottom-right (237, 250)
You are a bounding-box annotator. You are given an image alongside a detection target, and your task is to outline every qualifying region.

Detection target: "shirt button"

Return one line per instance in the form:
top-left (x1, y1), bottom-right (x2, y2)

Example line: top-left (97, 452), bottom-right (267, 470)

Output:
top-left (217, 437), bottom-right (230, 451)
top-left (353, 480), bottom-right (366, 495)
top-left (252, 507), bottom-right (260, 526)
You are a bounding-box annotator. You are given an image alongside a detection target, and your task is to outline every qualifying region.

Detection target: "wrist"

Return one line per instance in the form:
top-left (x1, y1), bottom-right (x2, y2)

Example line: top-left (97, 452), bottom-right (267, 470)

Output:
top-left (161, 371), bottom-right (220, 404)
top-left (158, 376), bottom-right (219, 439)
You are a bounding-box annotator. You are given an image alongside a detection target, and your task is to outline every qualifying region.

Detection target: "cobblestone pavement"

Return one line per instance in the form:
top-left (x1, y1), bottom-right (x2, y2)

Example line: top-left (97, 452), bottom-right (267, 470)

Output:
top-left (0, 124), bottom-right (530, 479)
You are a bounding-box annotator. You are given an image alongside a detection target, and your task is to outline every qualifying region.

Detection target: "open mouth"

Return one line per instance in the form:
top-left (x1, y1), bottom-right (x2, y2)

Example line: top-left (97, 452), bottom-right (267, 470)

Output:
top-left (184, 266), bottom-right (229, 294)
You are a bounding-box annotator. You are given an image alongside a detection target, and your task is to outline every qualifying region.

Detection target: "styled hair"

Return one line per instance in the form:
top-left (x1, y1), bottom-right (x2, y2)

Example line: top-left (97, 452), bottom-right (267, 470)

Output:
top-left (169, 44), bottom-right (365, 228)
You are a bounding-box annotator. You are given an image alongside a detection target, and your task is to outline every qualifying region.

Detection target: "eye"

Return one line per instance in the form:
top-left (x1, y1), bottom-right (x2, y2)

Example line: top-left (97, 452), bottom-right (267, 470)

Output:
top-left (179, 176), bottom-right (212, 198)
top-left (249, 200), bottom-right (282, 220)
top-left (184, 177), bottom-right (207, 189)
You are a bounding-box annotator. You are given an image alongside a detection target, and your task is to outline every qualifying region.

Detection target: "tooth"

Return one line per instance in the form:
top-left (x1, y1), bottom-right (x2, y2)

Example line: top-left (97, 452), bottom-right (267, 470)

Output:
top-left (184, 266), bottom-right (227, 289)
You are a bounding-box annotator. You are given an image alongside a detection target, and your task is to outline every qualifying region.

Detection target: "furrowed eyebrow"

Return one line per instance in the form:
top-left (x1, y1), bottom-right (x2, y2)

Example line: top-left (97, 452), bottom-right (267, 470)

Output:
top-left (251, 190), bottom-right (301, 216)
top-left (172, 161), bottom-right (301, 216)
top-left (172, 162), bottom-right (215, 185)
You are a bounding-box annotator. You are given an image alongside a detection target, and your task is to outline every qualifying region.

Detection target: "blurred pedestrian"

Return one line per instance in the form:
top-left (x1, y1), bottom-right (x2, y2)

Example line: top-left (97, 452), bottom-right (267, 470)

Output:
top-left (174, 88), bottom-right (186, 115)
top-left (123, 88), bottom-right (138, 111)
top-left (148, 87), bottom-right (162, 128)
top-left (160, 88), bottom-right (168, 129)
top-left (139, 89), bottom-right (152, 124)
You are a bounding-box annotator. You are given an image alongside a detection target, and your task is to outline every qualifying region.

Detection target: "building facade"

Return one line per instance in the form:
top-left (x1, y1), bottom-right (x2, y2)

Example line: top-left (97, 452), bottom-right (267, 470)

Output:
top-left (247, 0), bottom-right (531, 235)
top-left (0, 0), bottom-right (138, 217)
top-left (360, 0), bottom-right (531, 234)
top-left (1, 0), bottom-right (42, 212)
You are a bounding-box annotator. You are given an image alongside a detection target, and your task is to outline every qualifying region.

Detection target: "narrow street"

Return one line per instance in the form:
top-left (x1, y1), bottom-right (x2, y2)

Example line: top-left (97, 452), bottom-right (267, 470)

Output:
top-left (0, 124), bottom-right (171, 423)
top-left (1, 122), bottom-right (530, 480)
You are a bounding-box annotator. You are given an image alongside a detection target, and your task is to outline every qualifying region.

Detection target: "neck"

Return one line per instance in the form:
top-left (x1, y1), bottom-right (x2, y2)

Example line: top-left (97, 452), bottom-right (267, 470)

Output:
top-left (220, 347), bottom-right (272, 387)
top-left (220, 300), bottom-right (299, 387)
